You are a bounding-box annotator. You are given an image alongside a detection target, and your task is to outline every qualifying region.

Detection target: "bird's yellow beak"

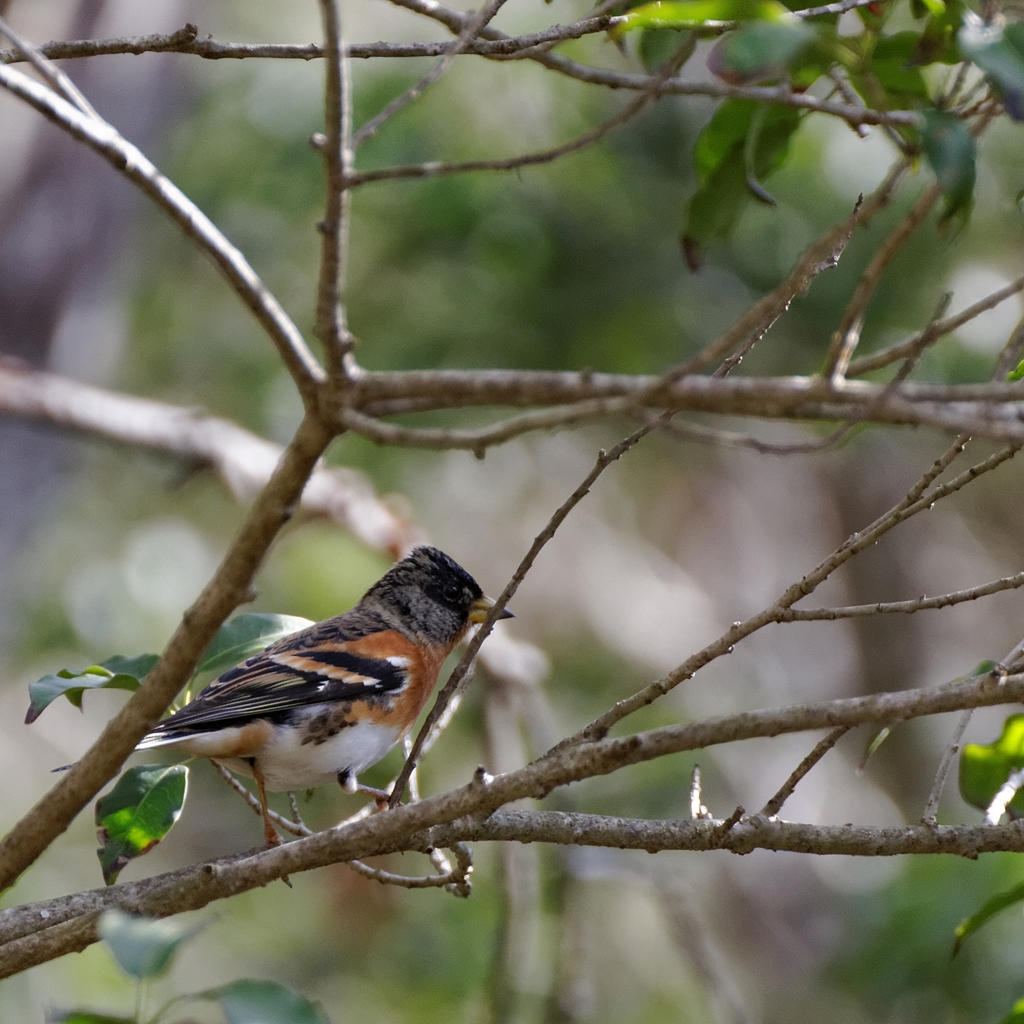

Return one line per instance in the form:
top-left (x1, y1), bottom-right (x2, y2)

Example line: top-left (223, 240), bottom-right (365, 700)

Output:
top-left (470, 595), bottom-right (513, 624)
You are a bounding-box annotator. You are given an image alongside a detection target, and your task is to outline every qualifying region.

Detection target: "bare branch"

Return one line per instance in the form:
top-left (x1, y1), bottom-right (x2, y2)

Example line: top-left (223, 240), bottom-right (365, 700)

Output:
top-left (921, 709), bottom-right (974, 825)
top-left (760, 727), bottom-right (849, 817)
top-left (314, 0), bottom-right (356, 376)
top-left (389, 417), bottom-right (663, 807)
top-left (352, 370), bottom-right (1024, 444)
top-left (12, 358), bottom-right (1024, 466)
top-left (5, 670), bottom-right (1024, 974)
top-left (0, 62), bottom-right (325, 392)
top-left (0, 15), bottom-right (99, 118)
top-left (0, 19), bottom-right (624, 65)
top-left (777, 569), bottom-right (1024, 620)
top-left (0, 362), bottom-right (417, 557)
top-left (565, 438), bottom-right (1016, 743)
top-left (848, 271), bottom-right (1024, 378)
top-left (352, 0), bottom-right (513, 149)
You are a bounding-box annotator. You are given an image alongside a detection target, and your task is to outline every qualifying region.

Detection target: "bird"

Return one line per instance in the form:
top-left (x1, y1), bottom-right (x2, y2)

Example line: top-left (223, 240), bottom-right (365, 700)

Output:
top-left (137, 546), bottom-right (512, 846)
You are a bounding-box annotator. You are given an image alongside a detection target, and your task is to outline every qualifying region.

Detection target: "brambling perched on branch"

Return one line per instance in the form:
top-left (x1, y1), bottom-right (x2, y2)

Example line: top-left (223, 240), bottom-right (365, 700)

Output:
top-left (138, 546), bottom-right (511, 846)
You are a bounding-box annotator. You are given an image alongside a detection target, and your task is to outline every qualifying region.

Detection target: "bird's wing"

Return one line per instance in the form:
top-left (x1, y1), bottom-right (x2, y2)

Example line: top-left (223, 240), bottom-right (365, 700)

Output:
top-left (146, 622), bottom-right (416, 736)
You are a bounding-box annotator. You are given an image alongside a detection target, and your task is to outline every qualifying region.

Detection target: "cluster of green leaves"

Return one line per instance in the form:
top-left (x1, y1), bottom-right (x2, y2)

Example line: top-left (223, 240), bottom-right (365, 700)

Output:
top-left (944, 712), bottom-right (1024, 1019)
top-left (612, 0), bottom-right (1012, 263)
top-left (26, 613), bottom-right (313, 885)
top-left (53, 910), bottom-right (329, 1024)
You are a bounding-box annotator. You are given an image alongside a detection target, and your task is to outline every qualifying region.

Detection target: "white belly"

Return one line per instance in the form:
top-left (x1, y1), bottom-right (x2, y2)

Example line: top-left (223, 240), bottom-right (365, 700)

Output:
top-left (213, 718), bottom-right (401, 791)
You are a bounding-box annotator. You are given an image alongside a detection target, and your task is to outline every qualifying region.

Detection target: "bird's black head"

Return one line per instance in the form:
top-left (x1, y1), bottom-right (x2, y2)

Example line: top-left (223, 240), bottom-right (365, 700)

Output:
top-left (364, 546), bottom-right (509, 648)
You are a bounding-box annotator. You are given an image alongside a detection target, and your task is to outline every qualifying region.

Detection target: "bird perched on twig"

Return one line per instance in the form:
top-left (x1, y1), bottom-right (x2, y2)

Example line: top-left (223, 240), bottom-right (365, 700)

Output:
top-left (138, 546), bottom-right (511, 846)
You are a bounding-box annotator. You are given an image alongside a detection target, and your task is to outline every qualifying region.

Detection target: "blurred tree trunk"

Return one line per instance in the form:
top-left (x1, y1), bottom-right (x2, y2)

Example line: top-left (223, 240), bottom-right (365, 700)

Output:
top-left (0, 0), bottom-right (188, 646)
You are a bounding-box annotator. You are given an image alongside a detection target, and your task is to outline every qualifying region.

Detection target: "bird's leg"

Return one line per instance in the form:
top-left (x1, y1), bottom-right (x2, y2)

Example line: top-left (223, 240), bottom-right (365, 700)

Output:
top-left (249, 758), bottom-right (282, 847)
top-left (338, 770), bottom-right (391, 812)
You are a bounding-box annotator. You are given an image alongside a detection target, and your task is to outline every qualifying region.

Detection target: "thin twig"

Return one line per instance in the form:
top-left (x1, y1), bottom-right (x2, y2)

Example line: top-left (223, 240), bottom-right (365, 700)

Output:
top-left (848, 272), bottom-right (1024, 377)
top-left (0, 15), bottom-right (99, 118)
top-left (826, 69), bottom-right (871, 137)
top-left (339, 399), bottom-right (631, 451)
top-left (665, 161), bottom-right (906, 380)
top-left (559, 438), bottom-right (1017, 745)
top-left (921, 709), bottom-right (974, 825)
top-left (823, 183), bottom-right (943, 382)
top-left (778, 569), bottom-right (1024, 620)
top-left (212, 762), bottom-right (313, 837)
top-left (389, 416), bottom-right (664, 807)
top-left (352, 0), bottom-right (512, 148)
top-left (760, 727), bottom-right (849, 817)
top-left (690, 766), bottom-right (711, 819)
top-left (344, 857), bottom-right (467, 888)
top-left (348, 33), bottom-right (697, 187)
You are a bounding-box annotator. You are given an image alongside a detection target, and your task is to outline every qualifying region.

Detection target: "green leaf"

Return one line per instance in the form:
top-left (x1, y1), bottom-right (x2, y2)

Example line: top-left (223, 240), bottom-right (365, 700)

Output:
top-left (197, 980), bottom-right (332, 1024)
top-left (25, 654), bottom-right (157, 724)
top-left (953, 881), bottom-right (1024, 955)
top-left (858, 32), bottom-right (931, 104)
top-left (198, 613), bottom-right (314, 678)
top-left (682, 100), bottom-right (802, 268)
top-left (708, 18), bottom-right (816, 83)
top-left (1008, 358), bottom-right (1024, 381)
top-left (95, 765), bottom-right (189, 885)
top-left (97, 909), bottom-right (197, 979)
top-left (920, 109), bottom-right (975, 226)
top-left (959, 714), bottom-right (1024, 817)
top-left (859, 723), bottom-right (895, 770)
top-left (615, 0), bottom-right (791, 33)
top-left (910, 0), bottom-right (965, 65)
top-left (959, 16), bottom-right (1024, 121)
top-left (639, 27), bottom-right (697, 71)
top-left (999, 996), bottom-right (1024, 1023)
top-left (48, 1014), bottom-right (136, 1024)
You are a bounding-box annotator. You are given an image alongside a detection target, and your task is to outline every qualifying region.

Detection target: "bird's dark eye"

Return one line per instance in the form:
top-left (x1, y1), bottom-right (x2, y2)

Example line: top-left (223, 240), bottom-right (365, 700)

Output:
top-left (443, 582), bottom-right (462, 602)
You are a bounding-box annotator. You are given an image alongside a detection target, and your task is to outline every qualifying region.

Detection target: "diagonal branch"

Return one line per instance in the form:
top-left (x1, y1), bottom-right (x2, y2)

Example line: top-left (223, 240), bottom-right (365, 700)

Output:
top-left (823, 183), bottom-right (943, 381)
top-left (352, 0), bottom-right (513, 149)
top-left (0, 61), bottom-right (325, 393)
top-left (0, 414), bottom-right (335, 893)
top-left (561, 439), bottom-right (1017, 744)
top-left (388, 416), bottom-right (664, 807)
top-left (0, 361), bottom-right (416, 557)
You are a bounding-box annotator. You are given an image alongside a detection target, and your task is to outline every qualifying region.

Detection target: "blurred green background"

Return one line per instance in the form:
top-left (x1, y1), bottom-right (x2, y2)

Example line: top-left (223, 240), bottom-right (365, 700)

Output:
top-left (4, 0), bottom-right (1024, 1022)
